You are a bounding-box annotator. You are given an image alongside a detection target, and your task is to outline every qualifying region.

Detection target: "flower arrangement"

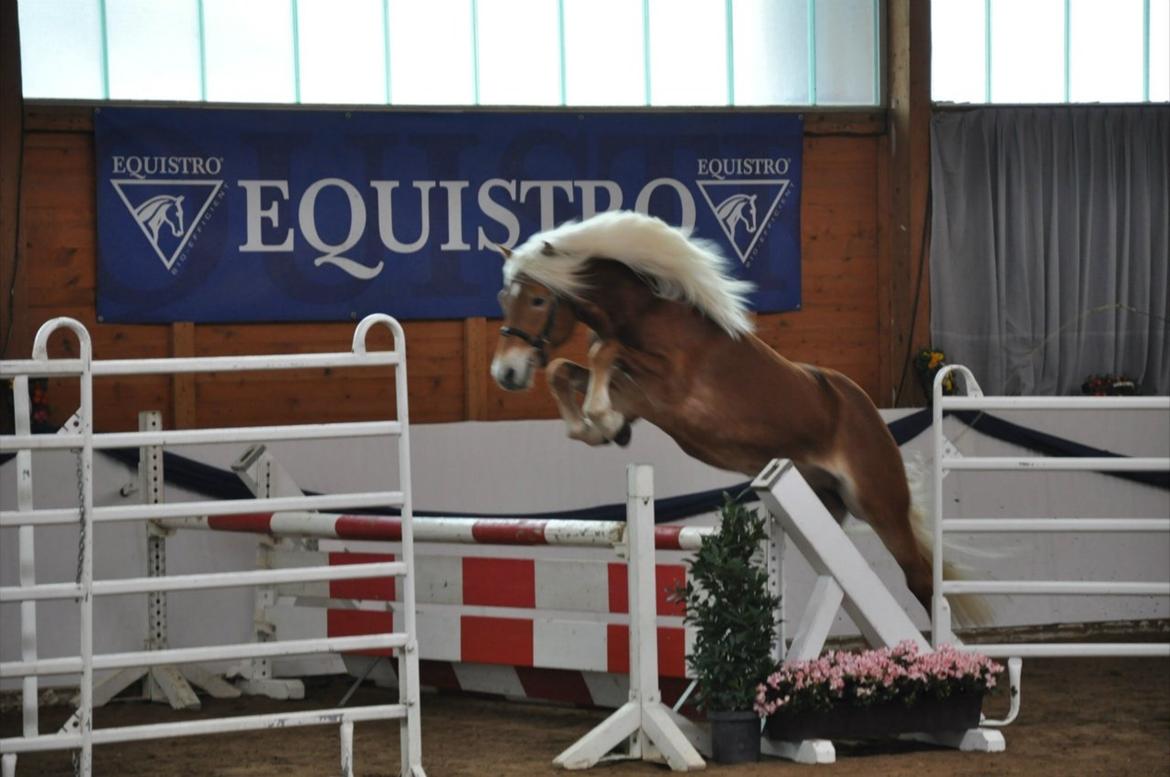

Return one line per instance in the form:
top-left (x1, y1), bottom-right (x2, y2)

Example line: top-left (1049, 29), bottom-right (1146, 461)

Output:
top-left (755, 641), bottom-right (1002, 718)
top-left (1081, 374), bottom-right (1137, 396)
top-left (914, 348), bottom-right (955, 399)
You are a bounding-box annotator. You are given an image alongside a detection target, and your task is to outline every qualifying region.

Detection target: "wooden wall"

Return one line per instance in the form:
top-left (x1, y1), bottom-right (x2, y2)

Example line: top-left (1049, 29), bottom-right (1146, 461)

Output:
top-left (4, 107), bottom-right (892, 432)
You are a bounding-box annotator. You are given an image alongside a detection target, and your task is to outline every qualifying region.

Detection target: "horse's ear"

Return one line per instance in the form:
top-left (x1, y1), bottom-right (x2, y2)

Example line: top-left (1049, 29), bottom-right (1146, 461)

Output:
top-left (493, 243), bottom-right (512, 261)
top-left (176, 195), bottom-right (185, 205)
top-left (541, 240), bottom-right (557, 257)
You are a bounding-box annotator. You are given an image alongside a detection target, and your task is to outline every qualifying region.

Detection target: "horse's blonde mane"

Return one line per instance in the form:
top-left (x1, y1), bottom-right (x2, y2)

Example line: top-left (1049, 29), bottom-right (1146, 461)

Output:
top-left (503, 211), bottom-right (755, 338)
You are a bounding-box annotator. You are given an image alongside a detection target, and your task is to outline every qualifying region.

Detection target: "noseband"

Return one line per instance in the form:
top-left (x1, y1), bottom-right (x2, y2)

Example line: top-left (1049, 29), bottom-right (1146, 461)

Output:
top-left (499, 295), bottom-right (561, 367)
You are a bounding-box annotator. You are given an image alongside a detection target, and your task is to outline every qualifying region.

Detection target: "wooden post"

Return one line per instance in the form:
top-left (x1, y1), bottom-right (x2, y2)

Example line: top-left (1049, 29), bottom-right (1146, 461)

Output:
top-left (171, 322), bottom-right (196, 428)
top-left (883, 0), bottom-right (933, 406)
top-left (0, 0), bottom-right (24, 362)
top-left (463, 317), bottom-right (487, 420)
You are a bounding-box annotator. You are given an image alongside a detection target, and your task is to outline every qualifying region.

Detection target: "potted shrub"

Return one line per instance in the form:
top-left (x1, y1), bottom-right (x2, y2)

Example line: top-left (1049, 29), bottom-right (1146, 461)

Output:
top-left (756, 641), bottom-right (1004, 741)
top-left (681, 496), bottom-right (779, 763)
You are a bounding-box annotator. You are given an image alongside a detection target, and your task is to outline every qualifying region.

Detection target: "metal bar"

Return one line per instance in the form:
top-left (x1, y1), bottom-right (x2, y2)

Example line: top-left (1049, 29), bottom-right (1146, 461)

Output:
top-left (557, 0), bottom-right (567, 106)
top-left (98, 0), bottom-right (110, 100)
top-left (1, 492), bottom-right (405, 528)
top-left (0, 704), bottom-right (407, 754)
top-left (807, 0), bottom-right (817, 105)
top-left (1063, 0), bottom-right (1071, 102)
top-left (984, 0), bottom-right (991, 102)
top-left (94, 350), bottom-right (400, 375)
top-left (942, 457), bottom-right (1169, 472)
top-left (940, 396), bottom-right (1170, 410)
top-left (14, 377), bottom-right (38, 736)
top-left (1, 634), bottom-right (406, 678)
top-left (291, 0), bottom-right (302, 103)
top-left (1143, 0), bottom-right (1151, 101)
top-left (724, 0), bottom-right (734, 105)
top-left (942, 518), bottom-right (1170, 533)
top-left (2, 420), bottom-right (401, 452)
top-left (0, 359), bottom-right (85, 377)
top-left (2, 351), bottom-right (399, 379)
top-left (959, 643), bottom-right (1170, 659)
top-left (382, 0), bottom-right (392, 104)
top-left (0, 562), bottom-right (406, 603)
top-left (941, 581), bottom-right (1170, 596)
top-left (642, 0), bottom-right (651, 105)
top-left (197, 0), bottom-right (207, 102)
top-left (470, 0), bottom-right (480, 104)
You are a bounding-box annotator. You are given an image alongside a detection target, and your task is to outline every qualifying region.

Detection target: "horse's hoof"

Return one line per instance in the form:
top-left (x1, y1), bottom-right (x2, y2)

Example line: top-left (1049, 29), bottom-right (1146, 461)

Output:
top-left (614, 423), bottom-right (632, 447)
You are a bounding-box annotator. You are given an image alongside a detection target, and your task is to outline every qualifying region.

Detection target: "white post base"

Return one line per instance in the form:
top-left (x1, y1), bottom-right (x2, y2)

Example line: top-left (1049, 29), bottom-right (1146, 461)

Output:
top-left (907, 727), bottom-right (1006, 752)
top-left (235, 677), bottom-right (306, 700)
top-left (761, 737), bottom-right (836, 764)
top-left (553, 699), bottom-right (705, 771)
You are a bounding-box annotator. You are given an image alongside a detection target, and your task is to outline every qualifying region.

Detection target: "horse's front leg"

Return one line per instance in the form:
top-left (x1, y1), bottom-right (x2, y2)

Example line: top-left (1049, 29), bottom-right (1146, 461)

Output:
top-left (546, 358), bottom-right (609, 445)
top-left (582, 339), bottom-right (629, 442)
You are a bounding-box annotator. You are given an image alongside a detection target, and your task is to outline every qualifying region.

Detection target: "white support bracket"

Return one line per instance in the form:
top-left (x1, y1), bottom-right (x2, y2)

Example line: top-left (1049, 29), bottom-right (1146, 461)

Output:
top-left (751, 459), bottom-right (1005, 764)
top-left (553, 465), bottom-right (705, 772)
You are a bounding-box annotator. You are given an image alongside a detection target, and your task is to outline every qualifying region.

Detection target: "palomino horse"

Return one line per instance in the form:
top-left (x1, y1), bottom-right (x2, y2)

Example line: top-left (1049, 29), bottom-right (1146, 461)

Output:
top-left (491, 210), bottom-right (967, 619)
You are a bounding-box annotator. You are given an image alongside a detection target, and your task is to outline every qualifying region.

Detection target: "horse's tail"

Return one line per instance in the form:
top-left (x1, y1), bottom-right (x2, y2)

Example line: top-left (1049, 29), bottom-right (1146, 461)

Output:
top-left (904, 455), bottom-right (995, 629)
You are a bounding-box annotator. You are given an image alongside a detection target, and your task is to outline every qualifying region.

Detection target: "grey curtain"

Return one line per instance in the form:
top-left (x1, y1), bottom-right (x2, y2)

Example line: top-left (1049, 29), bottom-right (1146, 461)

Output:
top-left (930, 106), bottom-right (1169, 395)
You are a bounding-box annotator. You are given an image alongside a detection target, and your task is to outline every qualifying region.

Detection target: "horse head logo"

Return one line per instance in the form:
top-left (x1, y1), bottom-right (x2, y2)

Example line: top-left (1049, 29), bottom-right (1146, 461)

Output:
top-left (133, 194), bottom-right (186, 246)
top-left (713, 193), bottom-right (757, 239)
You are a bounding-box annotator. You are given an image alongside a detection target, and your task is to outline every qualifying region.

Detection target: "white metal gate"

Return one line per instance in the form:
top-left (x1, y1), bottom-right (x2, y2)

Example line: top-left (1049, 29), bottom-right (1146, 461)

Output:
top-left (930, 364), bottom-right (1170, 658)
top-left (0, 314), bottom-right (426, 777)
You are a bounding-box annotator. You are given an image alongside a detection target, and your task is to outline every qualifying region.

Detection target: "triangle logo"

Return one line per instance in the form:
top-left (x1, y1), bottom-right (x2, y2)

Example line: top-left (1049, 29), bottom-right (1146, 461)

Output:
top-left (111, 179), bottom-right (224, 271)
top-left (696, 179), bottom-right (790, 266)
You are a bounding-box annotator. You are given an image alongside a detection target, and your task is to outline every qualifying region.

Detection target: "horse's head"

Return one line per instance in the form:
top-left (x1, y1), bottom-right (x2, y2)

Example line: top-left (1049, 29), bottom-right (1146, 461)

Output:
top-left (491, 246), bottom-right (577, 391)
top-left (167, 195), bottom-right (186, 237)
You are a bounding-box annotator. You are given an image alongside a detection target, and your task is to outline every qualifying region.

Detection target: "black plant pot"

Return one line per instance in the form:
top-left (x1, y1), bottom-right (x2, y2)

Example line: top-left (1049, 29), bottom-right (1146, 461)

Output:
top-left (708, 710), bottom-right (761, 764)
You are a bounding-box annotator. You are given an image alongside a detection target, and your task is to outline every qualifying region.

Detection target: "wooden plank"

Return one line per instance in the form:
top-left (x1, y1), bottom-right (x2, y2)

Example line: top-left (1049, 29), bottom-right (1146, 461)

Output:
top-left (171, 322), bottom-right (196, 429)
top-left (885, 0), bottom-right (933, 406)
top-left (463, 317), bottom-right (487, 420)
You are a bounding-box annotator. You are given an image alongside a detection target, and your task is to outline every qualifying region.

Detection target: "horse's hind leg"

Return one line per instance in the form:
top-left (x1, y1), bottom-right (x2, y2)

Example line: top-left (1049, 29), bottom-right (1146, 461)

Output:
top-left (836, 457), bottom-right (934, 614)
top-left (546, 358), bottom-right (609, 445)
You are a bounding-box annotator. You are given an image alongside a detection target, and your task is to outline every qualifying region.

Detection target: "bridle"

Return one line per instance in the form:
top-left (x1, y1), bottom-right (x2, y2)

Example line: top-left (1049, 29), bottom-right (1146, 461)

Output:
top-left (499, 288), bottom-right (562, 368)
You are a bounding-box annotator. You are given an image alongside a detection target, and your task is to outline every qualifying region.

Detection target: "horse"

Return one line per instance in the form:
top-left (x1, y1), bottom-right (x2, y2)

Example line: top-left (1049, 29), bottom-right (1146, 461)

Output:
top-left (713, 192), bottom-right (757, 241)
top-left (490, 210), bottom-right (978, 622)
top-left (135, 194), bottom-right (186, 245)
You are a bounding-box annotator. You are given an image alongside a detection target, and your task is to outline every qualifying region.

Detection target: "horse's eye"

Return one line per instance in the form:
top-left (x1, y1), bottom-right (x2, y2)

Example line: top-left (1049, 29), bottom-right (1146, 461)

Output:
top-left (531, 297), bottom-right (546, 308)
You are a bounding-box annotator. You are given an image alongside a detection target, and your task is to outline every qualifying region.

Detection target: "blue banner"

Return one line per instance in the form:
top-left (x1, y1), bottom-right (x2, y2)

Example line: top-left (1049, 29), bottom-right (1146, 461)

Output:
top-left (94, 108), bottom-right (802, 323)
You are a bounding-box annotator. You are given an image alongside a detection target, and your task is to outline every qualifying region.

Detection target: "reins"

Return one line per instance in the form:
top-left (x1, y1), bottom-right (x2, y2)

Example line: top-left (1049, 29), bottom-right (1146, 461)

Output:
top-left (499, 294), bottom-right (561, 367)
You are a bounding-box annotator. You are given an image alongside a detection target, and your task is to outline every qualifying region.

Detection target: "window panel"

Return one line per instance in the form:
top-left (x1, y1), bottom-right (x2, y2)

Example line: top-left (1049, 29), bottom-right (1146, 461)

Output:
top-left (931, 0), bottom-right (986, 103)
top-left (1069, 0), bottom-right (1145, 102)
top-left (563, 0), bottom-right (644, 106)
top-left (733, 0), bottom-right (809, 105)
top-left (387, 0), bottom-right (474, 105)
top-left (477, 0), bottom-right (560, 105)
top-left (297, 0), bottom-right (386, 104)
top-left (105, 0), bottom-right (201, 100)
top-left (202, 0), bottom-right (296, 103)
top-left (1152, 0), bottom-right (1170, 102)
top-left (18, 0), bottom-right (105, 99)
top-left (989, 0), bottom-right (1064, 103)
top-left (648, 0), bottom-right (728, 106)
top-left (815, 0), bottom-right (876, 105)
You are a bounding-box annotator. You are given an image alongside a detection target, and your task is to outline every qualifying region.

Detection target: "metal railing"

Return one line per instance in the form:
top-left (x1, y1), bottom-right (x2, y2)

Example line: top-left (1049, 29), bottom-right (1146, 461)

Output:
top-left (930, 364), bottom-right (1170, 659)
top-left (0, 314), bottom-right (426, 777)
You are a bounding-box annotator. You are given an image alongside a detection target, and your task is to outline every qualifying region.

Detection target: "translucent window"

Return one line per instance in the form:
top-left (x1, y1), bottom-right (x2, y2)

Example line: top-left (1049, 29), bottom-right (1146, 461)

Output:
top-left (732, 0), bottom-right (809, 105)
top-left (476, 0), bottom-right (560, 105)
top-left (296, 0), bottom-right (386, 105)
top-left (815, 0), bottom-right (878, 105)
top-left (104, 0), bottom-right (201, 101)
top-left (932, 0), bottom-right (986, 103)
top-left (202, 0), bottom-right (296, 104)
top-left (563, 0), bottom-right (645, 106)
top-left (647, 0), bottom-right (728, 106)
top-left (387, 0), bottom-right (474, 105)
top-left (18, 0), bottom-right (105, 99)
top-left (990, 0), bottom-right (1064, 103)
top-left (1069, 0), bottom-right (1144, 103)
top-left (1153, 0), bottom-right (1170, 102)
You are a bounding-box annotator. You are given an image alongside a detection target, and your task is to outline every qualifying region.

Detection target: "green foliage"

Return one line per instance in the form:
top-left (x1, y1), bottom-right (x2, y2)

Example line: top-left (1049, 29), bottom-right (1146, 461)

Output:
top-left (682, 495), bottom-right (779, 712)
